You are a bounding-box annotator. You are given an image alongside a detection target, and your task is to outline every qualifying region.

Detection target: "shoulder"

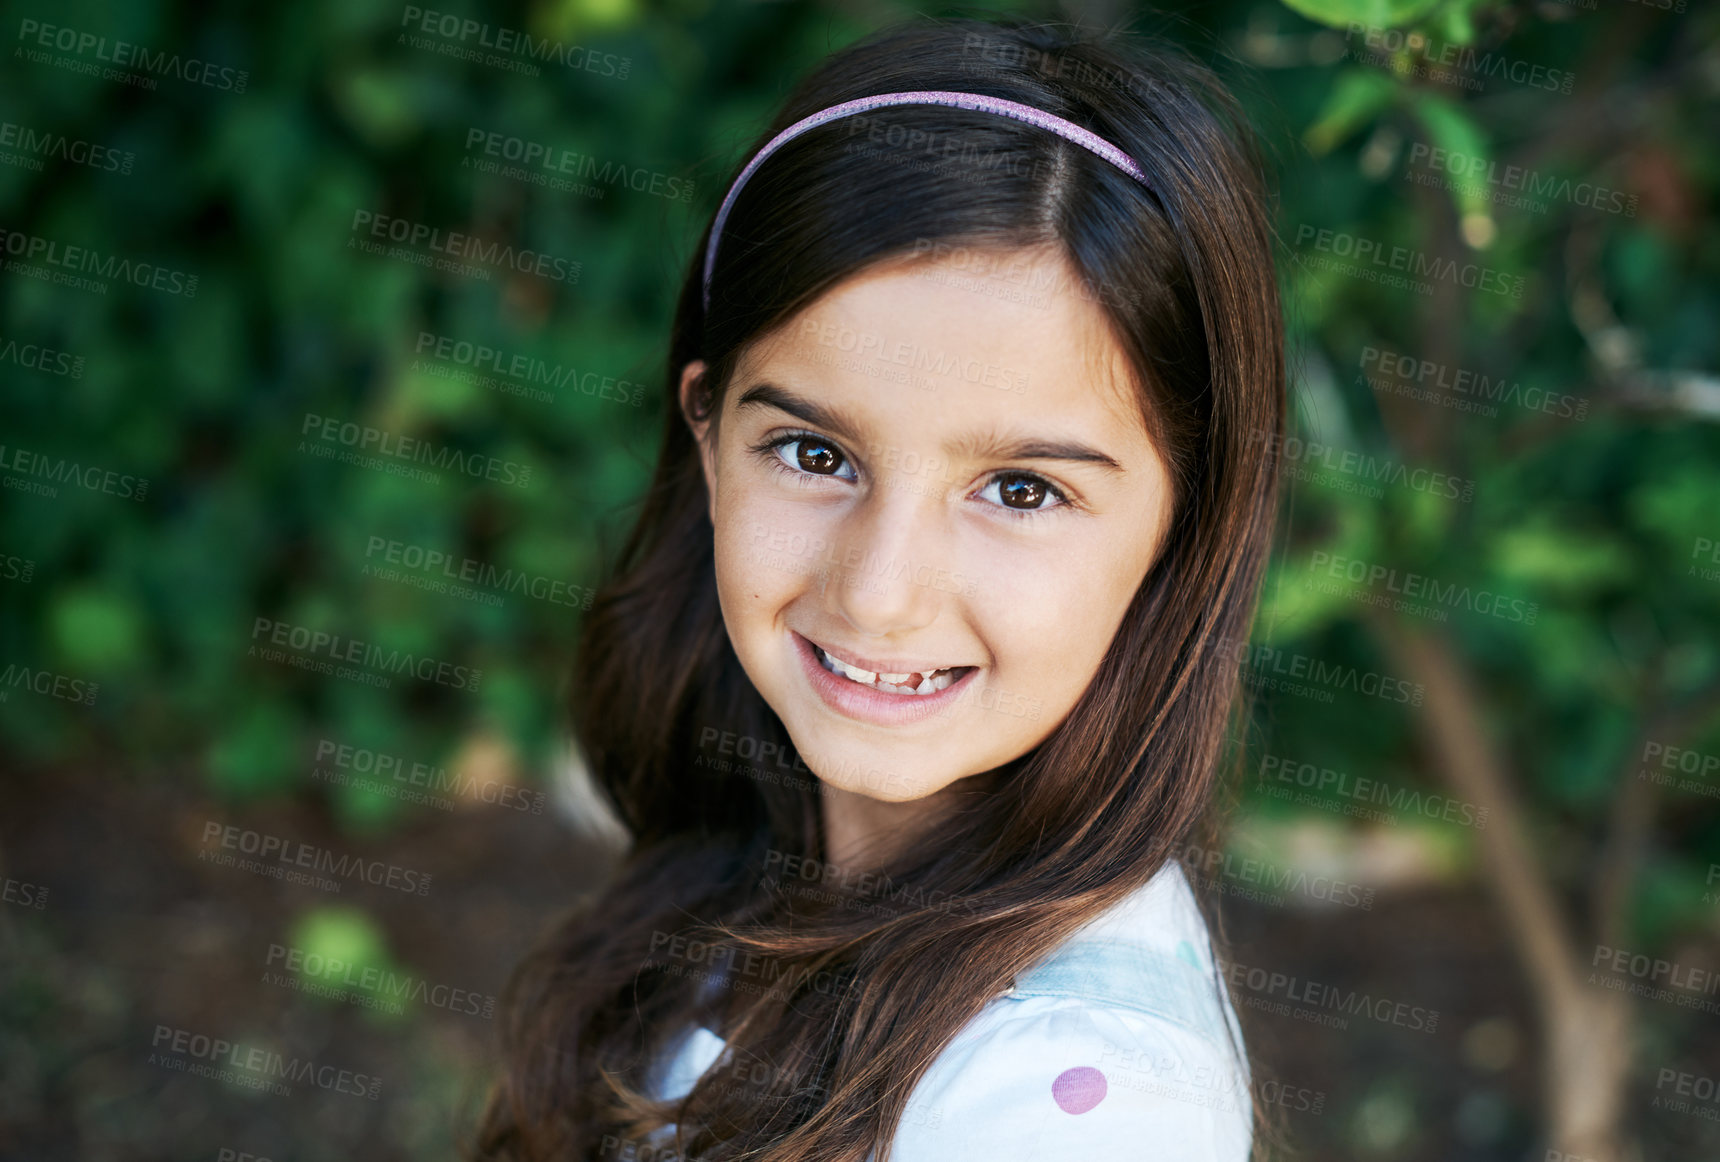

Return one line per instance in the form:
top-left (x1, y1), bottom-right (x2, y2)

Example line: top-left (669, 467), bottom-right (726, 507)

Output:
top-left (1010, 860), bottom-right (1244, 1045)
top-left (885, 863), bottom-right (1252, 1162)
top-left (885, 995), bottom-right (1251, 1162)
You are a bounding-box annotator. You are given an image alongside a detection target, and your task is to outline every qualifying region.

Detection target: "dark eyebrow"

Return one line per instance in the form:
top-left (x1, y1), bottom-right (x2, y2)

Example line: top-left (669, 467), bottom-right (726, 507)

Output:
top-left (950, 432), bottom-right (1125, 475)
top-left (734, 383), bottom-right (866, 446)
top-left (734, 383), bottom-right (1126, 475)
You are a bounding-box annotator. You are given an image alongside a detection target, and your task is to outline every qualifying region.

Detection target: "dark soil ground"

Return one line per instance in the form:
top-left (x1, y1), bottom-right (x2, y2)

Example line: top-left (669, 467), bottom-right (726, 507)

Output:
top-left (2, 764), bottom-right (1715, 1161)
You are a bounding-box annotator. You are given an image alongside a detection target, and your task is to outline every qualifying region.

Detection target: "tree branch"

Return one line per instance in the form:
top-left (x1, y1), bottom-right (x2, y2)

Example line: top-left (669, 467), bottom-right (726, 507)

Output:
top-left (1364, 609), bottom-right (1585, 1019)
top-left (1593, 674), bottom-right (1720, 951)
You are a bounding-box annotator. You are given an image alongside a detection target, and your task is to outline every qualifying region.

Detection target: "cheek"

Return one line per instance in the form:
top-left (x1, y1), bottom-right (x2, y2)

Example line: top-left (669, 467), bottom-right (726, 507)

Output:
top-left (711, 474), bottom-right (823, 622)
top-left (965, 536), bottom-right (1135, 688)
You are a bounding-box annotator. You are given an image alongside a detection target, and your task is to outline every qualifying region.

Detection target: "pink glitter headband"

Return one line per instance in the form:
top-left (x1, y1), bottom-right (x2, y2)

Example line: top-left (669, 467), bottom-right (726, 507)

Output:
top-left (701, 89), bottom-right (1151, 310)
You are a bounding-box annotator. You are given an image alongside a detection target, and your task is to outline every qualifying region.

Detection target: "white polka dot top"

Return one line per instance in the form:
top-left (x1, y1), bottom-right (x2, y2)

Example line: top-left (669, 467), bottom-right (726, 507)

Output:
top-left (644, 859), bottom-right (1252, 1161)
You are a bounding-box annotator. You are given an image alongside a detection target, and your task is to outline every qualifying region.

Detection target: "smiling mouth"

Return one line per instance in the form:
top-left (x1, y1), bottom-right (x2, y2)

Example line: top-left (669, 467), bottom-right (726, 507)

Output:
top-left (810, 642), bottom-right (976, 696)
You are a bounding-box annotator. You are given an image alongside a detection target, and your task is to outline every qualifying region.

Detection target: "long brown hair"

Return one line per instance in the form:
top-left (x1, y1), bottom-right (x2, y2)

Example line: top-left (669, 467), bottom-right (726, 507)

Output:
top-left (472, 16), bottom-right (1284, 1162)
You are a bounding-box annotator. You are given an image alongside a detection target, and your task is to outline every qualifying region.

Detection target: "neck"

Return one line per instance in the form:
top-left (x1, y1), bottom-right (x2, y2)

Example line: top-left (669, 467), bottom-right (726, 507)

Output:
top-left (817, 780), bottom-right (973, 872)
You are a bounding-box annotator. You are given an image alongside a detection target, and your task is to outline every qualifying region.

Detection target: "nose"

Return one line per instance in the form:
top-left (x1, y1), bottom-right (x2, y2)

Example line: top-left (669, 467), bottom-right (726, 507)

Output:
top-left (820, 470), bottom-right (953, 638)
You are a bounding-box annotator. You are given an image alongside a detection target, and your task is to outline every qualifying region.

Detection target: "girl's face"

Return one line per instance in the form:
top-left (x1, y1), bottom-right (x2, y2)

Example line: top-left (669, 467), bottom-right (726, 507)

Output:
top-left (682, 245), bottom-right (1174, 807)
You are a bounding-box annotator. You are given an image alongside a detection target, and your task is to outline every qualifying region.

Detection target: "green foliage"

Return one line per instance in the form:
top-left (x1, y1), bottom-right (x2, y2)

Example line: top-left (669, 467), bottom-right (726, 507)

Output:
top-left (0, 0), bottom-right (1715, 964)
top-left (1407, 92), bottom-right (1490, 223)
top-left (0, 0), bottom-right (771, 793)
top-left (1283, 0), bottom-right (1443, 30)
top-left (292, 905), bottom-right (391, 975)
top-left (1249, 0), bottom-right (1720, 952)
top-left (287, 904), bottom-right (406, 1021)
top-left (1304, 68), bottom-right (1398, 155)
top-left (0, 8), bottom-right (1713, 1162)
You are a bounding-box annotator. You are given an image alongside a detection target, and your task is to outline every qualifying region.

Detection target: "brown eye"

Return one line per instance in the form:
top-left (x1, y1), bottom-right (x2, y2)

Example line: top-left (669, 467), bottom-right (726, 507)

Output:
top-left (795, 440), bottom-right (844, 475)
top-left (996, 474), bottom-right (1048, 509)
top-left (765, 435), bottom-right (858, 482)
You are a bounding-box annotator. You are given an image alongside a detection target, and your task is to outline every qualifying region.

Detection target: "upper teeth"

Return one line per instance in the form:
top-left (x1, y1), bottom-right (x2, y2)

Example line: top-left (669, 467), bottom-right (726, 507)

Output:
top-left (816, 646), bottom-right (961, 696)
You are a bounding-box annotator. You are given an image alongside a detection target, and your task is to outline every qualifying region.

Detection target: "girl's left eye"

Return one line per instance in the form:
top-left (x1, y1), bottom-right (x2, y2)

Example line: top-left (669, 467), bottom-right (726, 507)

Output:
top-left (762, 434), bottom-right (857, 481)
top-left (977, 473), bottom-right (1069, 516)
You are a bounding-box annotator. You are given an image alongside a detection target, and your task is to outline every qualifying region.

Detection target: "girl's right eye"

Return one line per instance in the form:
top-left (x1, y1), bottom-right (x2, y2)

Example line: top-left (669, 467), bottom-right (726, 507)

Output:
top-left (755, 431), bottom-right (859, 483)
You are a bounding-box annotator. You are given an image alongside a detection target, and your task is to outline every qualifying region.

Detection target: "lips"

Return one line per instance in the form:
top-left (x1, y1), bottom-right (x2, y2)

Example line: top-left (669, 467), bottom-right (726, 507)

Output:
top-left (811, 641), bottom-right (974, 696)
top-left (791, 631), bottom-right (979, 727)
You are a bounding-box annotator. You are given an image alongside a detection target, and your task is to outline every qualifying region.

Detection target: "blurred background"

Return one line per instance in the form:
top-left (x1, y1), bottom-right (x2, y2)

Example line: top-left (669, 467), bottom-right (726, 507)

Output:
top-left (0, 0), bottom-right (1716, 1159)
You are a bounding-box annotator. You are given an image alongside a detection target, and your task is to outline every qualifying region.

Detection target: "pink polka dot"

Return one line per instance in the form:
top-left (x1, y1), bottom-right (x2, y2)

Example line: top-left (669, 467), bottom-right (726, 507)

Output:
top-left (1052, 1066), bottom-right (1107, 1114)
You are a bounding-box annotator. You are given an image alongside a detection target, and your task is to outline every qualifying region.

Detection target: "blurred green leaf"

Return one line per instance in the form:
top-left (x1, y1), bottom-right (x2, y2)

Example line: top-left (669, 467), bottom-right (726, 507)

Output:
top-left (1281, 0), bottom-right (1445, 31)
top-left (1304, 68), bottom-right (1400, 156)
top-left (48, 587), bottom-right (145, 676)
top-left (1409, 93), bottom-right (1494, 240)
top-left (290, 905), bottom-right (391, 972)
top-left (206, 703), bottom-right (302, 799)
top-left (1489, 525), bottom-right (1635, 595)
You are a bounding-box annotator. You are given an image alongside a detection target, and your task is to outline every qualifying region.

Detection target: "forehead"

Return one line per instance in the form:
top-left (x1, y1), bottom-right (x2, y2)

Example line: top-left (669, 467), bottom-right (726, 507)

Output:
top-left (731, 245), bottom-right (1153, 451)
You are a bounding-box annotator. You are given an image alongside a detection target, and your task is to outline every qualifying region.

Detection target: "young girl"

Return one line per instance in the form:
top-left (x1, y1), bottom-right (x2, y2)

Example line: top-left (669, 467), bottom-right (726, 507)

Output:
top-left (474, 16), bottom-right (1284, 1162)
